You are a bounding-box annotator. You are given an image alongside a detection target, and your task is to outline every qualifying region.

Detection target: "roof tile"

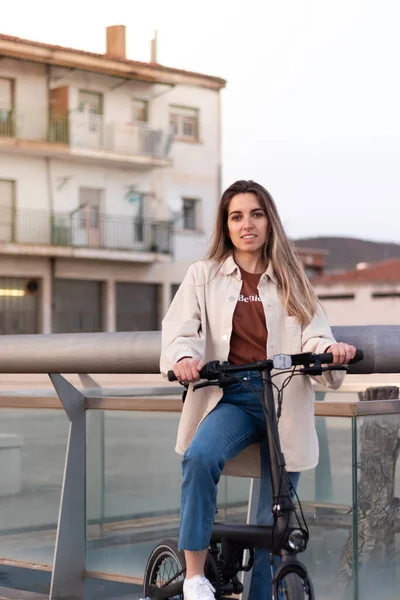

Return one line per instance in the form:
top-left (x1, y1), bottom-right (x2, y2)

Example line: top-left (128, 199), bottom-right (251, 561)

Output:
top-left (313, 259), bottom-right (400, 285)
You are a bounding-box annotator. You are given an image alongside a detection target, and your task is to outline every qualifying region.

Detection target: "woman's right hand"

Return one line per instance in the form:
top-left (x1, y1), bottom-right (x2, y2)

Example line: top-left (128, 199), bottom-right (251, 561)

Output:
top-left (173, 357), bottom-right (205, 383)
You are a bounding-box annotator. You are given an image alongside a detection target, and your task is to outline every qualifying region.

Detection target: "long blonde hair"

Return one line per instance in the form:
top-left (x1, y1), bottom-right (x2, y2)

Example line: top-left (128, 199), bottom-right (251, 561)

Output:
top-left (207, 180), bottom-right (319, 327)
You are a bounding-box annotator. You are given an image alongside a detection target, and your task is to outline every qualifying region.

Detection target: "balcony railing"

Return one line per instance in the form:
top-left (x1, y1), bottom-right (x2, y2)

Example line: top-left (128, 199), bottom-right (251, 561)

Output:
top-left (0, 208), bottom-right (173, 254)
top-left (0, 109), bottom-right (173, 160)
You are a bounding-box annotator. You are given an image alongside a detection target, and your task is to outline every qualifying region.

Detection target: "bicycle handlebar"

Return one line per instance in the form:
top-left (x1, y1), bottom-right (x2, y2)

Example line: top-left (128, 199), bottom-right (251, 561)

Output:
top-left (167, 349), bottom-right (364, 382)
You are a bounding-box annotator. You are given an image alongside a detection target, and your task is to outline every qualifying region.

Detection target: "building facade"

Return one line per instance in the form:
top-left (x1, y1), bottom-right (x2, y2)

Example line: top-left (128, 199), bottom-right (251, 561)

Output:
top-left (0, 26), bottom-right (225, 334)
top-left (312, 259), bottom-right (400, 325)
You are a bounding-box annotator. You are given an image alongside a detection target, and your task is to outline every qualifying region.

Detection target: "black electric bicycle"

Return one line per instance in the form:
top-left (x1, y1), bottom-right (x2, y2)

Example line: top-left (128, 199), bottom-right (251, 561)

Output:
top-left (142, 349), bottom-right (363, 600)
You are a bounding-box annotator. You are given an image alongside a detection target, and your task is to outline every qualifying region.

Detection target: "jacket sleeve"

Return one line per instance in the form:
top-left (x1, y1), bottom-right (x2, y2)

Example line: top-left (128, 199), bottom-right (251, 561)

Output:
top-left (160, 264), bottom-right (205, 378)
top-left (301, 304), bottom-right (345, 390)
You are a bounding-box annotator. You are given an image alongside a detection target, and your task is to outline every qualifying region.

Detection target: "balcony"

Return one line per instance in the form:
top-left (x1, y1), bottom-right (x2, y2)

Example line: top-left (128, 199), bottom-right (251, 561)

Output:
top-left (0, 208), bottom-right (173, 258)
top-left (0, 109), bottom-right (173, 168)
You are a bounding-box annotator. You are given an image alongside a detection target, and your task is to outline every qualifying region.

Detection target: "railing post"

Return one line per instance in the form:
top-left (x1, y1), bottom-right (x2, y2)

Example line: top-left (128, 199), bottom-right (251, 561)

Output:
top-left (80, 375), bottom-right (105, 534)
top-left (49, 374), bottom-right (86, 600)
top-left (241, 478), bottom-right (261, 599)
top-left (315, 392), bottom-right (333, 502)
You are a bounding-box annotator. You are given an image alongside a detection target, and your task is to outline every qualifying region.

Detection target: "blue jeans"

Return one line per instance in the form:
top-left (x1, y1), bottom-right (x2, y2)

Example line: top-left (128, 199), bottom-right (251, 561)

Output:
top-left (179, 371), bottom-right (300, 600)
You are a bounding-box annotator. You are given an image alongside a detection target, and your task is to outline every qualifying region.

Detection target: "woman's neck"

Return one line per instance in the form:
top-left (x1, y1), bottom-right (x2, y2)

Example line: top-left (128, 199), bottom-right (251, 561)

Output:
top-left (233, 251), bottom-right (266, 274)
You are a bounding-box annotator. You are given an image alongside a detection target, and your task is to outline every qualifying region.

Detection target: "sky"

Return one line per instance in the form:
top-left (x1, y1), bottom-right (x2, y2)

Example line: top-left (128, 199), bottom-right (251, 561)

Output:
top-left (2, 0), bottom-right (400, 243)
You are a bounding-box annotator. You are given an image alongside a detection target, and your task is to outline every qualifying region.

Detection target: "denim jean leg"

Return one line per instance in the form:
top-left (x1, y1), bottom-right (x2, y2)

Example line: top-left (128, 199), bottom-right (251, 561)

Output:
top-left (248, 438), bottom-right (300, 600)
top-left (178, 400), bottom-right (261, 551)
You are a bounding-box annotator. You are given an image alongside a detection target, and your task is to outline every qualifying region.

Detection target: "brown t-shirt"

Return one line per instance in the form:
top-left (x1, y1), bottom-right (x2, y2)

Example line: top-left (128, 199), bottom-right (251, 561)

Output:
top-left (228, 266), bottom-right (268, 365)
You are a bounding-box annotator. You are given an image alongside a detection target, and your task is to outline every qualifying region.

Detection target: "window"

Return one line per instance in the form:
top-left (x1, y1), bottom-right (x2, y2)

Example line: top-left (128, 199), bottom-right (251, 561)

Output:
top-left (132, 98), bottom-right (149, 122)
top-left (371, 292), bottom-right (400, 299)
top-left (78, 188), bottom-right (102, 231)
top-left (0, 78), bottom-right (13, 136)
top-left (182, 198), bottom-right (198, 230)
top-left (78, 91), bottom-right (103, 133)
top-left (0, 180), bottom-right (15, 242)
top-left (318, 294), bottom-right (355, 300)
top-left (169, 106), bottom-right (199, 141)
top-left (78, 90), bottom-right (103, 115)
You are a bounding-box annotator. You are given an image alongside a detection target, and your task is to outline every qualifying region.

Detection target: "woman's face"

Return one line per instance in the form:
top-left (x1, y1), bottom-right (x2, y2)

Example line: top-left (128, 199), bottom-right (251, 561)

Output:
top-left (226, 192), bottom-right (269, 255)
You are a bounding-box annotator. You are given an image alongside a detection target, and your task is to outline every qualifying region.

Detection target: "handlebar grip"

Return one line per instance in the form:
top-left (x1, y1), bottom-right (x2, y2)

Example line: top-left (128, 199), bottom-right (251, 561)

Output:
top-left (316, 353), bottom-right (333, 364)
top-left (349, 349), bottom-right (364, 364)
top-left (167, 370), bottom-right (178, 381)
top-left (316, 349), bottom-right (364, 365)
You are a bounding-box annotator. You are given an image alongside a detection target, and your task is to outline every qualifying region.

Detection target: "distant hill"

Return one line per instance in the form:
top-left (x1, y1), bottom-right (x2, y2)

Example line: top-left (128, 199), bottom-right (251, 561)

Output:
top-left (294, 237), bottom-right (400, 272)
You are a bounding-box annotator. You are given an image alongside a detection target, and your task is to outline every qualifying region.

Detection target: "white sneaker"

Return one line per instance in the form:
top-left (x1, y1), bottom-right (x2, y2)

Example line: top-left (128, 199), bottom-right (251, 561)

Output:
top-left (183, 575), bottom-right (216, 599)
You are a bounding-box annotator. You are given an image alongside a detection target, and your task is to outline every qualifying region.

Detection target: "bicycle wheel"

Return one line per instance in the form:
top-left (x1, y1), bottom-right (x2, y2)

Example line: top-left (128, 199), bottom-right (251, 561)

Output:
top-left (143, 539), bottom-right (186, 600)
top-left (282, 573), bottom-right (305, 599)
top-left (282, 572), bottom-right (314, 600)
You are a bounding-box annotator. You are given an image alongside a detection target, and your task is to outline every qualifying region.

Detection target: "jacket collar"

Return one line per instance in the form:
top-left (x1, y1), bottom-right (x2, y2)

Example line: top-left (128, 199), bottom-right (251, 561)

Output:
top-left (220, 254), bottom-right (278, 285)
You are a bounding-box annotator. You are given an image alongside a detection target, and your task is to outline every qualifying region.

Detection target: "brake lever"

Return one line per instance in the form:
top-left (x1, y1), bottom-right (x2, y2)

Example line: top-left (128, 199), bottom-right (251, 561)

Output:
top-left (300, 365), bottom-right (349, 376)
top-left (193, 381), bottom-right (219, 391)
top-left (193, 376), bottom-right (240, 392)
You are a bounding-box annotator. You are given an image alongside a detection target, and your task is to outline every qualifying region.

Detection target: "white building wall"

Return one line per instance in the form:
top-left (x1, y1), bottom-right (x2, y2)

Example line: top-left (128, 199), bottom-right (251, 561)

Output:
top-left (151, 85), bottom-right (221, 262)
top-left (49, 161), bottom-right (152, 216)
top-left (48, 68), bottom-right (153, 121)
top-left (0, 155), bottom-right (48, 211)
top-left (1, 59), bottom-right (48, 111)
top-left (315, 283), bottom-right (400, 325)
top-left (0, 55), bottom-right (223, 330)
top-left (0, 59), bottom-right (49, 140)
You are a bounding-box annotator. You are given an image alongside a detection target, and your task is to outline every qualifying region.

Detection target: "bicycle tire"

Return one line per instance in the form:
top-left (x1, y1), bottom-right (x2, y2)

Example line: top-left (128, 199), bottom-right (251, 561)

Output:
top-left (143, 539), bottom-right (185, 600)
top-left (283, 571), bottom-right (316, 600)
top-left (283, 573), bottom-right (305, 599)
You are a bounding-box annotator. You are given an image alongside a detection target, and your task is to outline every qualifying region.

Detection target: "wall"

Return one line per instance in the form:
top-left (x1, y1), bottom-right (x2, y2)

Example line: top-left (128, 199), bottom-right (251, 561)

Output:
top-left (315, 282), bottom-right (400, 325)
top-left (0, 59), bottom-right (223, 324)
top-left (0, 58), bottom-right (48, 113)
top-left (49, 161), bottom-right (152, 217)
top-left (151, 84), bottom-right (221, 262)
top-left (0, 155), bottom-right (48, 211)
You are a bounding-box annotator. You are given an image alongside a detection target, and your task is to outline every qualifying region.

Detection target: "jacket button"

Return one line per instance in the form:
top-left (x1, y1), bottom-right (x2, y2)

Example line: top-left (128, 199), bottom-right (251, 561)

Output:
top-left (222, 334), bottom-right (228, 341)
top-left (228, 296), bottom-right (235, 302)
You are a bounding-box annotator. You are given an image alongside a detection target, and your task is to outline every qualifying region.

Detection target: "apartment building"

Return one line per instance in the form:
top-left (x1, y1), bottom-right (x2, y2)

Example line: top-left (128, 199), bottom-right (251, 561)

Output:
top-left (0, 26), bottom-right (225, 334)
top-left (313, 259), bottom-right (400, 325)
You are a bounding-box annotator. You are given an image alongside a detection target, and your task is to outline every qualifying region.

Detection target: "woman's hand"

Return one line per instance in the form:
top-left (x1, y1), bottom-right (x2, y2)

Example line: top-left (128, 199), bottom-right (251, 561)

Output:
top-left (173, 357), bottom-right (205, 383)
top-left (325, 343), bottom-right (357, 365)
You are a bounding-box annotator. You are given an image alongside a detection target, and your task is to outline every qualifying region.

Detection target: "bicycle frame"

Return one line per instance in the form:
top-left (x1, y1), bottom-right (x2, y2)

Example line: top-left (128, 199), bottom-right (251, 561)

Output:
top-left (207, 362), bottom-right (312, 599)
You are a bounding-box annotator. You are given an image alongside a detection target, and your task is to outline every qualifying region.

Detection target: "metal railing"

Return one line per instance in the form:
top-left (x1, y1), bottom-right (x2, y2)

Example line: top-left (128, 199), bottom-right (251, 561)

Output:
top-left (0, 109), bottom-right (173, 159)
top-left (0, 326), bottom-right (399, 600)
top-left (0, 208), bottom-right (173, 254)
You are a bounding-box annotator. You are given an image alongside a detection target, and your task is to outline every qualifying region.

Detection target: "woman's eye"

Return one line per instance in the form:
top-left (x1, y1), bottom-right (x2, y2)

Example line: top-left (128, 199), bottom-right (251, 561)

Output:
top-left (231, 215), bottom-right (241, 221)
top-left (254, 212), bottom-right (264, 218)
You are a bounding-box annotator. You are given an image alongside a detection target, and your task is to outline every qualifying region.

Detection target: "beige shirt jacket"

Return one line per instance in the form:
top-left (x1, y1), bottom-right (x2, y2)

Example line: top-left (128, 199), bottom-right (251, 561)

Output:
top-left (160, 255), bottom-right (345, 477)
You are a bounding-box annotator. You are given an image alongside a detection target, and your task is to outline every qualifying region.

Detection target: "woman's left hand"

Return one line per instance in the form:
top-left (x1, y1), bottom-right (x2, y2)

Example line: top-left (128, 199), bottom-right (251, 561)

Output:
top-left (325, 343), bottom-right (357, 365)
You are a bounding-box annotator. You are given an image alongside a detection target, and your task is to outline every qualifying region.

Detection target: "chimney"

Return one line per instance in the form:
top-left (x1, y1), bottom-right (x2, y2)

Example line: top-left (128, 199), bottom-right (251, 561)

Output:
top-left (106, 25), bottom-right (126, 60)
top-left (150, 30), bottom-right (158, 63)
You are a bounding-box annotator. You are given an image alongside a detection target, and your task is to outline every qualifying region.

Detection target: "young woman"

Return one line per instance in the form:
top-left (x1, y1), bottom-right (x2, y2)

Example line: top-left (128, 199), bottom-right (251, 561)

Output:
top-left (160, 180), bottom-right (356, 600)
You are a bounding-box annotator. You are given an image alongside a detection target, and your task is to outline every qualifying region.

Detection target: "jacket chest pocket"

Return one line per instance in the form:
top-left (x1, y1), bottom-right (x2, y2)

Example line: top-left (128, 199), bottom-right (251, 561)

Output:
top-left (283, 316), bottom-right (302, 352)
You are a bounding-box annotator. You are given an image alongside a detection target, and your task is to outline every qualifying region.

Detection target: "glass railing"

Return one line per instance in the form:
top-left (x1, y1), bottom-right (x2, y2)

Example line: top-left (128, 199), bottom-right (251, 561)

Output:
top-left (0, 385), bottom-right (398, 599)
